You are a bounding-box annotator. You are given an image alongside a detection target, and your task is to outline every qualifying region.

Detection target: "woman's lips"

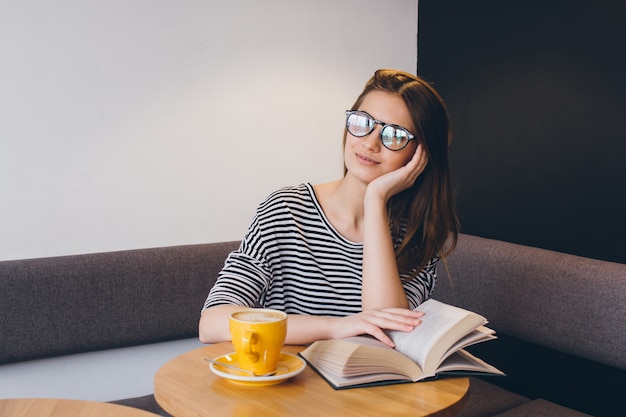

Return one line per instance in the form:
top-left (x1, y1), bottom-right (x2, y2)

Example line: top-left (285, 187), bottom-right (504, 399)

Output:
top-left (356, 153), bottom-right (380, 165)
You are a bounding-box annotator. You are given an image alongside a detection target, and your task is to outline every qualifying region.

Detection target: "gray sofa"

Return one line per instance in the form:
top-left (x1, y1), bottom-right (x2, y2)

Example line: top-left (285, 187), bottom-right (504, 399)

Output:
top-left (1, 234), bottom-right (624, 416)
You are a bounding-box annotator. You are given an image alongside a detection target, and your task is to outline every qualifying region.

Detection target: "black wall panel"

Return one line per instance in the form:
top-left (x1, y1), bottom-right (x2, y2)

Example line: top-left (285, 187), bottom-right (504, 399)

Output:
top-left (418, 0), bottom-right (626, 263)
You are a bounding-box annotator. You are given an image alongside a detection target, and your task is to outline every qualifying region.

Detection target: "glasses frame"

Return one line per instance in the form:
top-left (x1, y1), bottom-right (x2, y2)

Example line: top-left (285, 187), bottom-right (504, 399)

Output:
top-left (345, 110), bottom-right (416, 151)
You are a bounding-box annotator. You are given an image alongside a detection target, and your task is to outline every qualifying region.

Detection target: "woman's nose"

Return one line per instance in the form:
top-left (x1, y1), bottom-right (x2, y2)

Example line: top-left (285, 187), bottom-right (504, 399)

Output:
top-left (362, 127), bottom-right (381, 150)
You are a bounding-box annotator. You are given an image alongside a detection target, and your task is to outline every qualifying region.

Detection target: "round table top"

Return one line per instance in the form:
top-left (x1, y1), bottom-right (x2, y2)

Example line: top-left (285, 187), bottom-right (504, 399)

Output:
top-left (0, 398), bottom-right (160, 417)
top-left (154, 342), bottom-right (469, 417)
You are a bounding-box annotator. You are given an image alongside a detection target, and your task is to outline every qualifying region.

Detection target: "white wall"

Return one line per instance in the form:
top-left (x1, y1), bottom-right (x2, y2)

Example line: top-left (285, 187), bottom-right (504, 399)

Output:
top-left (0, 0), bottom-right (417, 262)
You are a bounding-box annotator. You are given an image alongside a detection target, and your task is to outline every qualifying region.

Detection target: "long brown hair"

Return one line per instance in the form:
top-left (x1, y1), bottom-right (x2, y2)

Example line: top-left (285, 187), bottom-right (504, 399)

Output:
top-left (346, 69), bottom-right (460, 276)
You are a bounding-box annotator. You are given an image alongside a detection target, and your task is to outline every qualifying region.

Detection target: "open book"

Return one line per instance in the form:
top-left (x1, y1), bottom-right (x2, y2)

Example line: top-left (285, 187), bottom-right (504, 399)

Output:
top-left (299, 299), bottom-right (504, 389)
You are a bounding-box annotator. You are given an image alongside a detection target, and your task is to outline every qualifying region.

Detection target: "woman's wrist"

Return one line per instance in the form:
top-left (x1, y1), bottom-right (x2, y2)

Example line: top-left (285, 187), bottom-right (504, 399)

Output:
top-left (363, 185), bottom-right (389, 210)
top-left (285, 315), bottom-right (336, 344)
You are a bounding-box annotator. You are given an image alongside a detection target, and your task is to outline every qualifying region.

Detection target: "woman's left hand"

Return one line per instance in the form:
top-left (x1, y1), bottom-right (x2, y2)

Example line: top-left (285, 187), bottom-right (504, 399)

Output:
top-left (367, 144), bottom-right (428, 202)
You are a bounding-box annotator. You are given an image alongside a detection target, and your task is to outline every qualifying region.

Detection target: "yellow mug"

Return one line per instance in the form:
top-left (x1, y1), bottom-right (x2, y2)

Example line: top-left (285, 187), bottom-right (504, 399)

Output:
top-left (229, 309), bottom-right (287, 376)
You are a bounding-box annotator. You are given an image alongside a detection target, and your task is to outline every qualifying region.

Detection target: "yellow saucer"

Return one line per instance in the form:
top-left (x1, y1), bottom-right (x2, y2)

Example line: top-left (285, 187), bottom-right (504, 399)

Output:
top-left (208, 351), bottom-right (306, 386)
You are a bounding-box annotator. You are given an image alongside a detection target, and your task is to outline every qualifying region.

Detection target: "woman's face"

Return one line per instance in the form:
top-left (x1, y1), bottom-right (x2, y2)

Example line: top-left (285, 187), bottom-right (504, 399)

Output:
top-left (344, 90), bottom-right (418, 184)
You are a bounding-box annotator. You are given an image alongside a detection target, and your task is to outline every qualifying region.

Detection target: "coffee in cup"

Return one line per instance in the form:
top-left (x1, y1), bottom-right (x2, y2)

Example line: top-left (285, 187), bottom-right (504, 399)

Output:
top-left (229, 309), bottom-right (287, 376)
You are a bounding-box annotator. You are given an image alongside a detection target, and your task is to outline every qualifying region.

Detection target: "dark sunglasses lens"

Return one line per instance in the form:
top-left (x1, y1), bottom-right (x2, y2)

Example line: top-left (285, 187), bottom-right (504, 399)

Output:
top-left (346, 112), bottom-right (374, 137)
top-left (381, 126), bottom-right (410, 150)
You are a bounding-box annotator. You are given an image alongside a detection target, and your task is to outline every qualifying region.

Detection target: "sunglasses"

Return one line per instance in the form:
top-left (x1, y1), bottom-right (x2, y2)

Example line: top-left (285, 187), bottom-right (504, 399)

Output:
top-left (345, 110), bottom-right (415, 151)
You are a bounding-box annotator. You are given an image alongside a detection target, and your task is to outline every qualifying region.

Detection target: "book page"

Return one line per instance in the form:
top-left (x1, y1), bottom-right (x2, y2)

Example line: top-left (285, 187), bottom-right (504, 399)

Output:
top-left (435, 349), bottom-right (504, 375)
top-left (440, 326), bottom-right (496, 362)
top-left (387, 299), bottom-right (487, 374)
top-left (313, 370), bottom-right (414, 389)
top-left (300, 337), bottom-right (422, 377)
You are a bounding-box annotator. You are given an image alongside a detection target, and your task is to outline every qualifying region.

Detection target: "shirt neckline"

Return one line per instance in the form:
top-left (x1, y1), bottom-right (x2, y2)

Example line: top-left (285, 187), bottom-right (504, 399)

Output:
top-left (303, 182), bottom-right (363, 247)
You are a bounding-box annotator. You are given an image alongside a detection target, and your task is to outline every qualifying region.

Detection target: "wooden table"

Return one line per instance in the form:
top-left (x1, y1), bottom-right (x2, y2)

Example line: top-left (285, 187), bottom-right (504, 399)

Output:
top-left (0, 398), bottom-right (160, 417)
top-left (154, 342), bottom-right (469, 417)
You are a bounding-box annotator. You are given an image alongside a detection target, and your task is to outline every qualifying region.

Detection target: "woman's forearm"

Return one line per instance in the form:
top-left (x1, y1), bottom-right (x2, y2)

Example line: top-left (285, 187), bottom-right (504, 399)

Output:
top-left (200, 308), bottom-right (336, 346)
top-left (361, 194), bottom-right (409, 310)
top-left (284, 315), bottom-right (335, 345)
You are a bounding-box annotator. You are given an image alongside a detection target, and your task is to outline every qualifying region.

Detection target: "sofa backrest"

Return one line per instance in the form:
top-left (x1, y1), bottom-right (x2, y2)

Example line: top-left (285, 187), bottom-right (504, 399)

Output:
top-left (435, 233), bottom-right (626, 371)
top-left (4, 233), bottom-right (625, 372)
top-left (0, 241), bottom-right (240, 364)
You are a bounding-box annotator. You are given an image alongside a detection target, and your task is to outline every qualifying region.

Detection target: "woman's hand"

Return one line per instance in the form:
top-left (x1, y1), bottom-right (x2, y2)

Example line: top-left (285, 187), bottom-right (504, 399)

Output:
top-left (367, 143), bottom-right (428, 202)
top-left (327, 308), bottom-right (424, 347)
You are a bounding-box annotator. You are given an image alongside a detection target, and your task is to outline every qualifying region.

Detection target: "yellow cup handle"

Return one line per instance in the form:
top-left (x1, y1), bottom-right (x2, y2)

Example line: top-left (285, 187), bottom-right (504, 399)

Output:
top-left (243, 330), bottom-right (259, 363)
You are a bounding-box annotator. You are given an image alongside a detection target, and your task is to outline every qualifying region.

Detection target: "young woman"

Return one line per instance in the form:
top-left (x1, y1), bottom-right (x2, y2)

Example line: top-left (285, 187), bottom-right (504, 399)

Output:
top-left (199, 69), bottom-right (459, 347)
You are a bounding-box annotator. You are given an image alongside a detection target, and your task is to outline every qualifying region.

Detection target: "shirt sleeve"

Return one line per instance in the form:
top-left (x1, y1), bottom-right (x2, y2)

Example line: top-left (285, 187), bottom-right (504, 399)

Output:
top-left (401, 256), bottom-right (439, 310)
top-left (202, 207), bottom-right (272, 311)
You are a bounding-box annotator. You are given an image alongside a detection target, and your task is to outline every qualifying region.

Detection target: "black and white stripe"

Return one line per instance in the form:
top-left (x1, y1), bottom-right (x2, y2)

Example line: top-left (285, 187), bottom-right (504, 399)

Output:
top-left (203, 183), bottom-right (437, 315)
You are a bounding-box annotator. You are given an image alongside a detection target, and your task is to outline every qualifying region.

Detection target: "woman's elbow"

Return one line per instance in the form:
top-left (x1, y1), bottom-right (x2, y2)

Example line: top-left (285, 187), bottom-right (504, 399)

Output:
top-left (198, 332), bottom-right (215, 344)
top-left (198, 322), bottom-right (212, 344)
top-left (198, 315), bottom-right (221, 344)
top-left (198, 306), bottom-right (238, 344)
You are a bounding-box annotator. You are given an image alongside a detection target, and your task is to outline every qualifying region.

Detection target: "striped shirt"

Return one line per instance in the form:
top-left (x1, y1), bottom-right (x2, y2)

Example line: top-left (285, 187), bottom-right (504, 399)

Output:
top-left (203, 183), bottom-right (438, 316)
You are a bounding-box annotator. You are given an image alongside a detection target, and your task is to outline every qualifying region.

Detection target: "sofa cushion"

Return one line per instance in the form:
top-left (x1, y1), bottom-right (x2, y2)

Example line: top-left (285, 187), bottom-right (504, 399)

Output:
top-left (436, 234), bottom-right (626, 370)
top-left (495, 399), bottom-right (592, 417)
top-left (0, 241), bottom-right (240, 364)
top-left (434, 234), bottom-right (626, 417)
top-left (466, 334), bottom-right (626, 416)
